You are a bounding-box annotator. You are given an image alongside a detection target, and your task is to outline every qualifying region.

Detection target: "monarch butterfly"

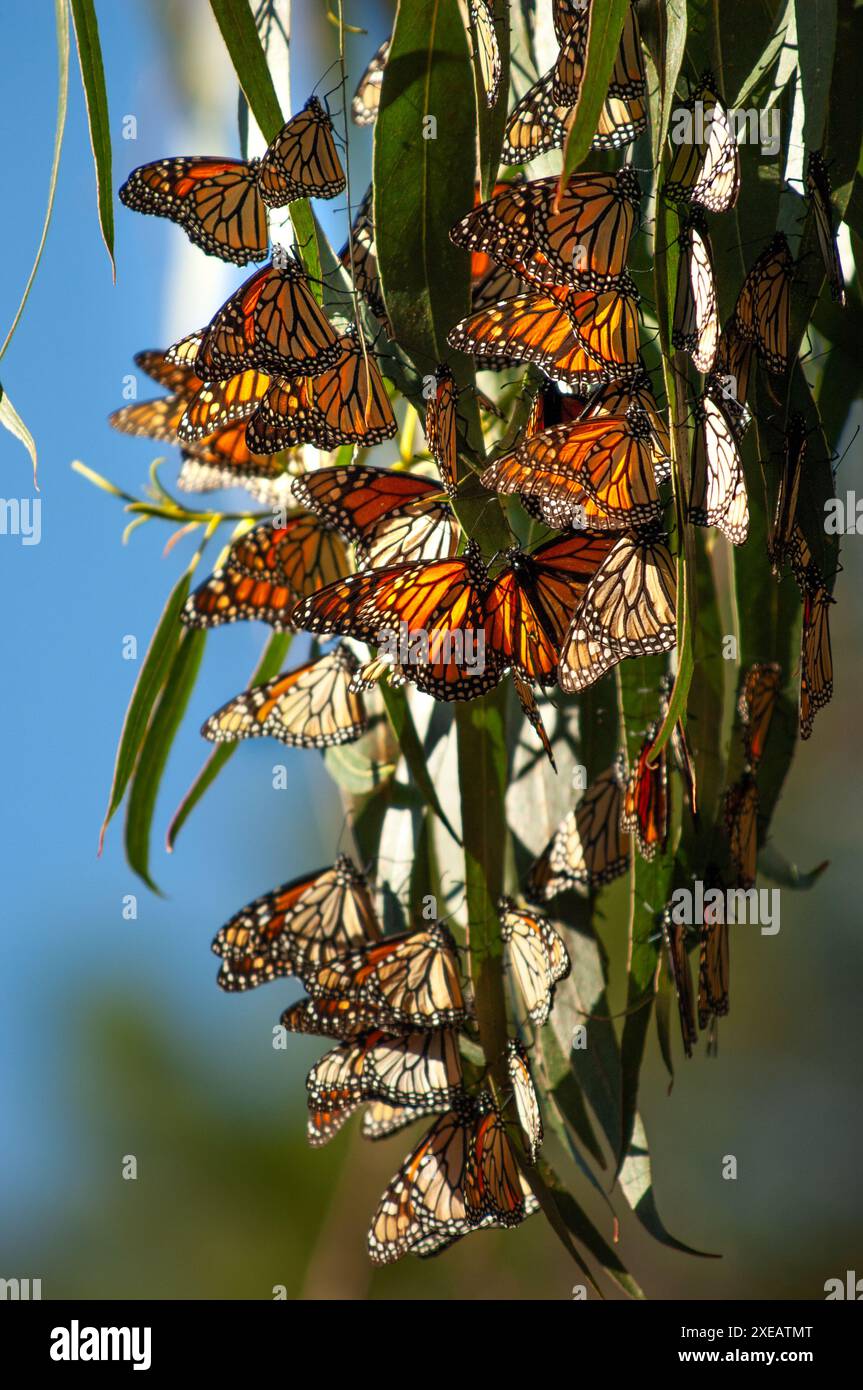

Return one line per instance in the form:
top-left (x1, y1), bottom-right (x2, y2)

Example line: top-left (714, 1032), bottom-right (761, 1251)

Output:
top-left (499, 898), bottom-right (570, 1026)
top-left (197, 257), bottom-right (343, 380)
top-left (483, 534), bottom-right (618, 686)
top-left (661, 908), bottom-right (697, 1059)
top-left (527, 760), bottom-right (630, 899)
top-left (470, 0), bottom-right (502, 108)
top-left (350, 655), bottom-right (407, 694)
top-left (592, 91), bottom-right (648, 150)
top-left (362, 1102), bottom-right (425, 1142)
top-left (689, 392), bottom-right (750, 546)
top-left (579, 373), bottom-right (672, 478)
top-left (510, 670), bottom-right (556, 768)
top-left (621, 723), bottom-right (669, 862)
top-left (563, 278), bottom-right (642, 379)
top-left (506, 1038), bottom-right (544, 1164)
top-left (708, 329), bottom-right (753, 441)
top-left (292, 541), bottom-right (504, 703)
top-left (557, 619), bottom-right (622, 693)
top-left (282, 994), bottom-right (394, 1041)
top-left (769, 413), bottom-right (807, 577)
top-left (245, 329), bottom-right (397, 454)
top-left (291, 465), bottom-right (458, 569)
top-left (338, 187), bottom-right (392, 332)
top-left (177, 368), bottom-right (271, 441)
top-left (672, 213), bottom-right (719, 374)
top-left (482, 403), bottom-right (662, 532)
top-left (119, 156), bottom-right (269, 265)
top-left (551, 0), bottom-right (589, 105)
top-left (734, 234), bottom-right (793, 374)
top-left (737, 662), bottom-right (781, 771)
top-left (257, 96), bottom-right (346, 207)
top-left (608, 4), bottom-right (648, 99)
top-left (799, 580), bottom-right (834, 741)
top-left (450, 169), bottom-right (641, 293)
top-left (351, 39), bottom-right (390, 125)
top-left (569, 527), bottom-right (677, 658)
top-left (425, 365), bottom-right (459, 495)
top-left (212, 854), bottom-right (380, 992)
top-left (807, 151), bottom-right (846, 306)
top-left (301, 922), bottom-right (469, 1031)
top-left (697, 875), bottom-right (730, 1029)
top-left (307, 1029), bottom-right (464, 1117)
top-left (664, 71), bottom-right (740, 213)
top-left (448, 287), bottom-right (610, 389)
top-left (181, 515), bottom-right (349, 630)
top-left (201, 644), bottom-right (368, 749)
top-left (724, 772), bottom-right (758, 890)
top-left (367, 1096), bottom-right (538, 1264)
top-left (501, 68), bottom-right (572, 166)
top-left (176, 428), bottom-right (290, 495)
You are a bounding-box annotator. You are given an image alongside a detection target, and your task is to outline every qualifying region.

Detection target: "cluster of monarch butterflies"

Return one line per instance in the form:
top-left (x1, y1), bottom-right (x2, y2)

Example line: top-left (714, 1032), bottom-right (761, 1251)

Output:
top-left (104, 1), bottom-right (848, 1256)
top-left (210, 852), bottom-right (570, 1262)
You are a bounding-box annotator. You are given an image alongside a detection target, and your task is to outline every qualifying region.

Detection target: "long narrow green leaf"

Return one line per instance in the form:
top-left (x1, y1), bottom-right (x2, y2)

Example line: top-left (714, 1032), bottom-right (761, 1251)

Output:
top-left (0, 383), bottom-right (38, 480)
top-left (619, 1113), bottom-right (718, 1257)
top-left (70, 0), bottom-right (115, 277)
top-left (534, 1161), bottom-right (645, 1300)
top-left (795, 0), bottom-right (838, 154)
top-left (559, 0), bottom-right (629, 183)
top-left (165, 631), bottom-right (293, 851)
top-left (374, 0), bottom-right (477, 371)
top-left (98, 570), bottom-right (192, 853)
top-left (207, 0), bottom-right (322, 295)
top-left (125, 629), bottom-right (207, 893)
top-left (379, 684), bottom-right (461, 846)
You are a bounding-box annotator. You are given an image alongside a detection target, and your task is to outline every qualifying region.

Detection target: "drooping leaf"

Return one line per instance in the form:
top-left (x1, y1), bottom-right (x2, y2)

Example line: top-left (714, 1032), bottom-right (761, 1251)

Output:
top-left (70, 0), bottom-right (115, 277)
top-left (0, 382), bottom-right (39, 481)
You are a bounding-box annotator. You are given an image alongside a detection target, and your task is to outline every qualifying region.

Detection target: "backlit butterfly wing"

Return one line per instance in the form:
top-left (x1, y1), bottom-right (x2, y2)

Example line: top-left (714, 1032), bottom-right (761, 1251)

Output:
top-left (510, 671), bottom-right (556, 769)
top-left (213, 854), bottom-right (380, 991)
top-left (565, 280), bottom-right (643, 379)
top-left (592, 91), bottom-right (648, 150)
top-left (339, 187), bottom-right (391, 331)
top-left (302, 923), bottom-right (469, 1030)
top-left (133, 347), bottom-right (204, 395)
top-left (610, 4), bottom-right (648, 99)
top-left (484, 534), bottom-right (617, 684)
top-left (557, 620), bottom-right (621, 693)
top-left (664, 72), bottom-right (740, 213)
top-left (527, 761), bottom-right (630, 898)
top-left (351, 39), bottom-right (390, 125)
top-left (551, 1), bottom-right (589, 104)
top-left (448, 289), bottom-right (610, 389)
top-left (198, 259), bottom-right (343, 379)
top-left (108, 394), bottom-right (188, 442)
top-left (506, 1039), bottom-right (543, 1164)
top-left (672, 213), bottom-right (719, 374)
top-left (361, 1103), bottom-right (423, 1142)
top-left (282, 996), bottom-right (389, 1041)
top-left (661, 908), bottom-right (697, 1059)
top-left (501, 68), bottom-right (570, 166)
top-left (500, 898), bottom-right (570, 1025)
top-left (769, 413), bottom-right (806, 576)
top-left (177, 424), bottom-right (287, 490)
top-left (621, 724), bottom-right (669, 861)
top-left (292, 465), bottom-right (457, 569)
top-left (425, 365), bottom-right (459, 495)
top-left (306, 1102), bottom-right (356, 1147)
top-left (807, 150), bottom-right (846, 306)
top-left (178, 368), bottom-right (271, 440)
top-left (201, 644), bottom-right (368, 748)
top-left (737, 662), bottom-right (781, 770)
top-left (579, 372), bottom-right (671, 477)
top-left (182, 515), bottom-right (349, 629)
top-left (734, 234), bottom-right (793, 374)
top-left (572, 529), bottom-right (677, 656)
top-left (367, 1106), bottom-right (476, 1264)
top-left (119, 157), bottom-right (268, 264)
top-left (257, 97), bottom-right (346, 206)
top-left (470, 0), bottom-right (501, 107)
top-left (466, 1092), bottom-right (537, 1226)
top-left (307, 1029), bottom-right (464, 1114)
top-left (799, 583), bottom-right (833, 740)
top-left (724, 772), bottom-right (758, 889)
top-left (689, 393), bottom-right (749, 545)
top-left (709, 329), bottom-right (753, 441)
top-left (450, 170), bottom-right (640, 293)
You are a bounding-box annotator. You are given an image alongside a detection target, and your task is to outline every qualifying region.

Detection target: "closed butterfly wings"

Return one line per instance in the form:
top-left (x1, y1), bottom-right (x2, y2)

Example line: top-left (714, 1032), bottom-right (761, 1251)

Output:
top-left (291, 465), bottom-right (458, 568)
top-left (257, 97), bottom-right (346, 207)
top-left (201, 644), bottom-right (368, 748)
top-left (527, 762), bottom-right (630, 899)
top-left (499, 898), bottom-right (570, 1025)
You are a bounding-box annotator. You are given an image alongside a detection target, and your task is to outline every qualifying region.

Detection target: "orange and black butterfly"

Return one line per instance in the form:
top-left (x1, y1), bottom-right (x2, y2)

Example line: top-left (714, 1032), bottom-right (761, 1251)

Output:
top-left (567, 527), bottom-right (677, 659)
top-left (621, 723), bottom-right (669, 862)
top-left (301, 922), bottom-right (469, 1031)
top-left (425, 365), bottom-right (459, 495)
top-left (351, 39), bottom-right (390, 125)
top-left (483, 534), bottom-right (617, 685)
top-left (307, 1029), bottom-right (464, 1122)
top-left (797, 568), bottom-right (834, 741)
top-left (527, 760), bottom-right (631, 899)
top-left (448, 286), bottom-right (611, 389)
top-left (807, 151), bottom-right (845, 306)
top-left (470, 0), bottom-right (502, 108)
top-left (769, 413), bottom-right (806, 576)
top-left (737, 662), bottom-right (781, 771)
top-left (182, 515), bottom-right (349, 630)
top-left (564, 277), bottom-right (643, 379)
top-left (257, 96), bottom-right (346, 206)
top-left (244, 329), bottom-right (397, 454)
top-left (450, 168), bottom-right (641, 293)
top-left (697, 873), bottom-right (730, 1030)
top-left (661, 906), bottom-right (697, 1058)
top-left (482, 401), bottom-right (662, 532)
top-left (672, 211), bottom-right (719, 374)
top-left (201, 644), bottom-right (368, 749)
top-left (197, 256), bottom-right (343, 380)
top-left (505, 1039), bottom-right (543, 1164)
top-left (502, 67), bottom-right (646, 166)
top-left (578, 373), bottom-right (671, 477)
top-left (292, 540), bottom-right (503, 702)
top-left (724, 772), bottom-right (758, 889)
top-left (499, 898), bottom-right (570, 1025)
top-left (339, 186), bottom-right (392, 331)
top-left (708, 328), bottom-right (753, 442)
top-left (734, 234), bottom-right (793, 374)
top-left (368, 1094), bottom-right (538, 1264)
top-left (292, 464), bottom-right (457, 569)
top-left (689, 391), bottom-right (750, 546)
top-left (664, 71), bottom-right (740, 214)
top-left (213, 854), bottom-right (380, 992)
